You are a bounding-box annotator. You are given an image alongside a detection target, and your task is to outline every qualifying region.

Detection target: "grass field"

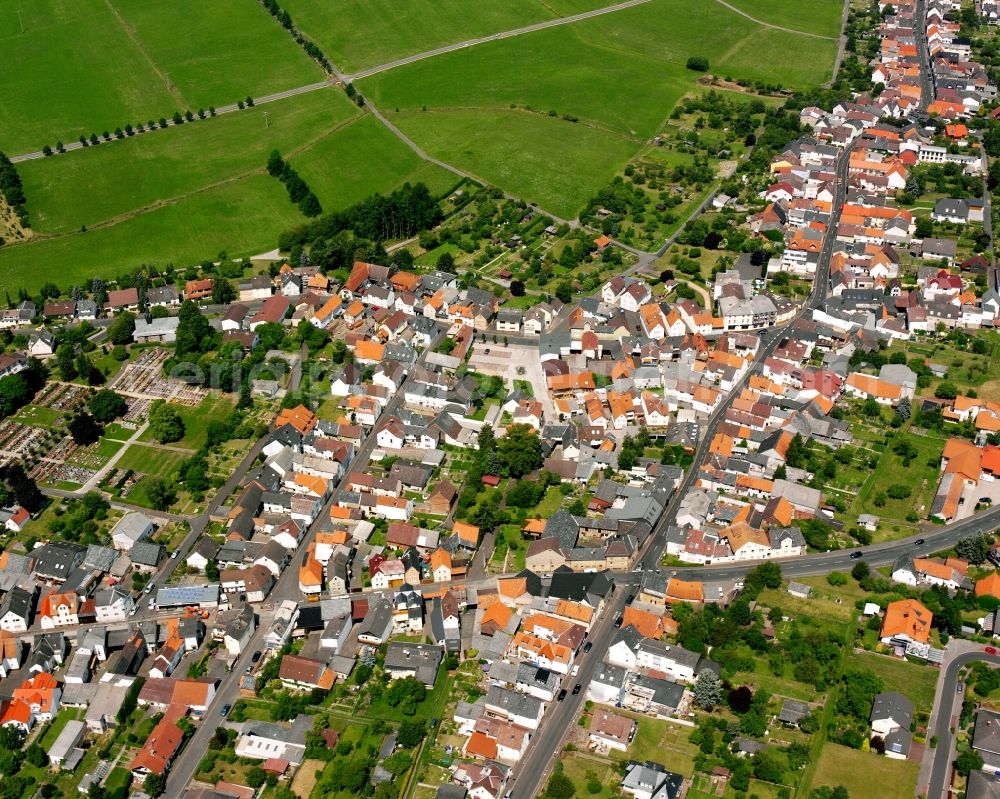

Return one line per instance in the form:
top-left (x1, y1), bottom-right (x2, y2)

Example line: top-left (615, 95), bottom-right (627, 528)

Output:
top-left (359, 0), bottom-right (837, 217)
top-left (110, 0), bottom-right (322, 107)
top-left (19, 90), bottom-right (360, 234)
top-left (116, 444), bottom-right (188, 479)
top-left (389, 109), bottom-right (639, 217)
top-left (281, 0), bottom-right (609, 74)
top-left (0, 0), bottom-right (178, 153)
top-left (0, 0), bottom-right (321, 154)
top-left (845, 650), bottom-right (939, 713)
top-left (290, 114), bottom-right (459, 206)
top-left (722, 0), bottom-right (844, 37)
top-left (138, 394), bottom-right (234, 450)
top-left (810, 743), bottom-right (919, 799)
top-left (0, 96), bottom-right (455, 292)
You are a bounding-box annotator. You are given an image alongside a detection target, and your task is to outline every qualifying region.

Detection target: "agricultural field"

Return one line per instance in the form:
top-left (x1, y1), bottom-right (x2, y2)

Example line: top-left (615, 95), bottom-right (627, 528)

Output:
top-left (18, 90), bottom-right (359, 234)
top-left (359, 0), bottom-right (838, 217)
top-left (0, 91), bottom-right (455, 292)
top-left (724, 0), bottom-right (845, 36)
top-left (0, 0), bottom-right (321, 154)
top-left (282, 0), bottom-right (610, 75)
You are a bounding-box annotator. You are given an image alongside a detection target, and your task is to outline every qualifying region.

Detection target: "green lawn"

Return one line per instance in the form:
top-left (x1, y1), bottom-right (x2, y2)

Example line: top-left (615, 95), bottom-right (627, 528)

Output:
top-left (851, 431), bottom-right (944, 522)
top-left (290, 114), bottom-right (458, 206)
top-left (0, 173), bottom-right (304, 293)
top-left (0, 0), bottom-right (178, 153)
top-left (13, 404), bottom-right (61, 428)
top-left (388, 109), bottom-right (640, 218)
top-left (110, 0), bottom-right (323, 107)
top-left (720, 0), bottom-right (843, 37)
top-left (845, 650), bottom-right (939, 713)
top-left (139, 394), bottom-right (234, 450)
top-left (281, 0), bottom-right (609, 74)
top-left (359, 0), bottom-right (837, 217)
top-left (116, 444), bottom-right (188, 479)
top-left (0, 95), bottom-right (459, 293)
top-left (18, 89), bottom-right (359, 235)
top-left (809, 743), bottom-right (918, 799)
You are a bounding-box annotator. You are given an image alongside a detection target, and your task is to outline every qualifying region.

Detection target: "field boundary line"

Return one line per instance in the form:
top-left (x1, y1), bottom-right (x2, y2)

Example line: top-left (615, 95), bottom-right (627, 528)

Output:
top-left (103, 0), bottom-right (189, 108)
top-left (708, 0), bottom-right (838, 39)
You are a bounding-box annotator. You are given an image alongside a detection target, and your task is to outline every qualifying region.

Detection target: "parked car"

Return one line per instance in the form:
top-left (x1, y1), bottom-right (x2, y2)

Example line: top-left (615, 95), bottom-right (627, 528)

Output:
top-left (252, 651), bottom-right (262, 663)
top-left (220, 703), bottom-right (232, 716)
top-left (572, 683), bottom-right (582, 695)
top-left (583, 641), bottom-right (593, 654)
top-left (614, 614), bottom-right (623, 627)
top-left (987, 646), bottom-right (997, 656)
top-left (557, 689), bottom-right (567, 701)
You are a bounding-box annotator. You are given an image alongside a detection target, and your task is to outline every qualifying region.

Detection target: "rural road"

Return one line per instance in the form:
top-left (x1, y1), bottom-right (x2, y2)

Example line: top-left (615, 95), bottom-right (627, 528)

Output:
top-left (344, 0), bottom-right (654, 81)
top-left (708, 0), bottom-right (838, 39)
top-left (9, 80), bottom-right (335, 163)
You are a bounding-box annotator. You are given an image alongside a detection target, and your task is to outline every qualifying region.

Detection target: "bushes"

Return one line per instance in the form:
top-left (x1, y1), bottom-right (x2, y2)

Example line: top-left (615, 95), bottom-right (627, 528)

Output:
top-left (686, 56), bottom-right (710, 72)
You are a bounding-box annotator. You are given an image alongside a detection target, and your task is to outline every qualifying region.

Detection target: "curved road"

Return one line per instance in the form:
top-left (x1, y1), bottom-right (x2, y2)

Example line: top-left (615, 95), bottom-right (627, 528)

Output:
top-left (928, 652), bottom-right (1000, 799)
top-left (709, 0), bottom-right (838, 40)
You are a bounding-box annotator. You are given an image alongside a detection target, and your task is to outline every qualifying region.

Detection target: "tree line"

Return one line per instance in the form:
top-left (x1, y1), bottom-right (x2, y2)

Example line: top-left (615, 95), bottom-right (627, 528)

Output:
top-left (280, 181), bottom-right (442, 250)
top-left (259, 0), bottom-right (332, 72)
top-left (267, 150), bottom-right (322, 217)
top-left (0, 152), bottom-right (28, 232)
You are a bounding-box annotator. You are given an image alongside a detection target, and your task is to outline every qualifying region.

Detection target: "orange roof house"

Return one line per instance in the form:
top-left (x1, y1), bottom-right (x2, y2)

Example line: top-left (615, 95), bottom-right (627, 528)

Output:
top-left (479, 602), bottom-right (514, 635)
top-left (880, 598), bottom-right (932, 643)
top-left (942, 438), bottom-right (982, 482)
top-left (129, 713), bottom-right (185, 775)
top-left (976, 572), bottom-right (1000, 601)
top-left (622, 606), bottom-right (664, 639)
top-left (353, 339), bottom-right (385, 363)
top-left (453, 522), bottom-right (480, 548)
top-left (275, 404), bottom-right (317, 436)
top-left (465, 730), bottom-right (499, 760)
top-left (665, 578), bottom-right (704, 603)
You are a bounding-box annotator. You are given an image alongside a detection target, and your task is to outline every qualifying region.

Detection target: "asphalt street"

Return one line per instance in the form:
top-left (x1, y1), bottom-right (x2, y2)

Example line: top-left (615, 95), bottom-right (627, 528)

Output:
top-left (927, 651), bottom-right (1000, 798)
top-left (163, 333), bottom-right (444, 797)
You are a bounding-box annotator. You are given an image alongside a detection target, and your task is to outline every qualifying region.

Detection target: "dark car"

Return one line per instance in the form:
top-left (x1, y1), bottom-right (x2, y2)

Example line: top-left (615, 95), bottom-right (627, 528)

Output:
top-left (220, 703), bottom-right (232, 716)
top-left (914, 538), bottom-right (925, 546)
top-left (614, 614), bottom-right (623, 628)
top-left (583, 641), bottom-right (593, 654)
top-left (251, 651), bottom-right (262, 663)
top-left (558, 689), bottom-right (567, 701)
top-left (850, 551), bottom-right (863, 559)
top-left (626, 594), bottom-right (635, 604)
top-left (572, 683), bottom-right (582, 695)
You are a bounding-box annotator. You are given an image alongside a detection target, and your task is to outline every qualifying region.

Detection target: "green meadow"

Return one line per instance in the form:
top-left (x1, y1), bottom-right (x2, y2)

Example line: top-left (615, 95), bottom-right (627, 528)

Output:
top-left (0, 0), bottom-right (320, 154)
top-left (109, 0), bottom-right (323, 107)
top-left (722, 0), bottom-right (844, 37)
top-left (0, 0), bottom-right (177, 153)
top-left (0, 0), bottom-right (842, 289)
top-left (18, 90), bottom-right (359, 235)
top-left (388, 109), bottom-right (639, 218)
top-left (358, 0), bottom-right (838, 216)
top-left (281, 0), bottom-right (610, 74)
